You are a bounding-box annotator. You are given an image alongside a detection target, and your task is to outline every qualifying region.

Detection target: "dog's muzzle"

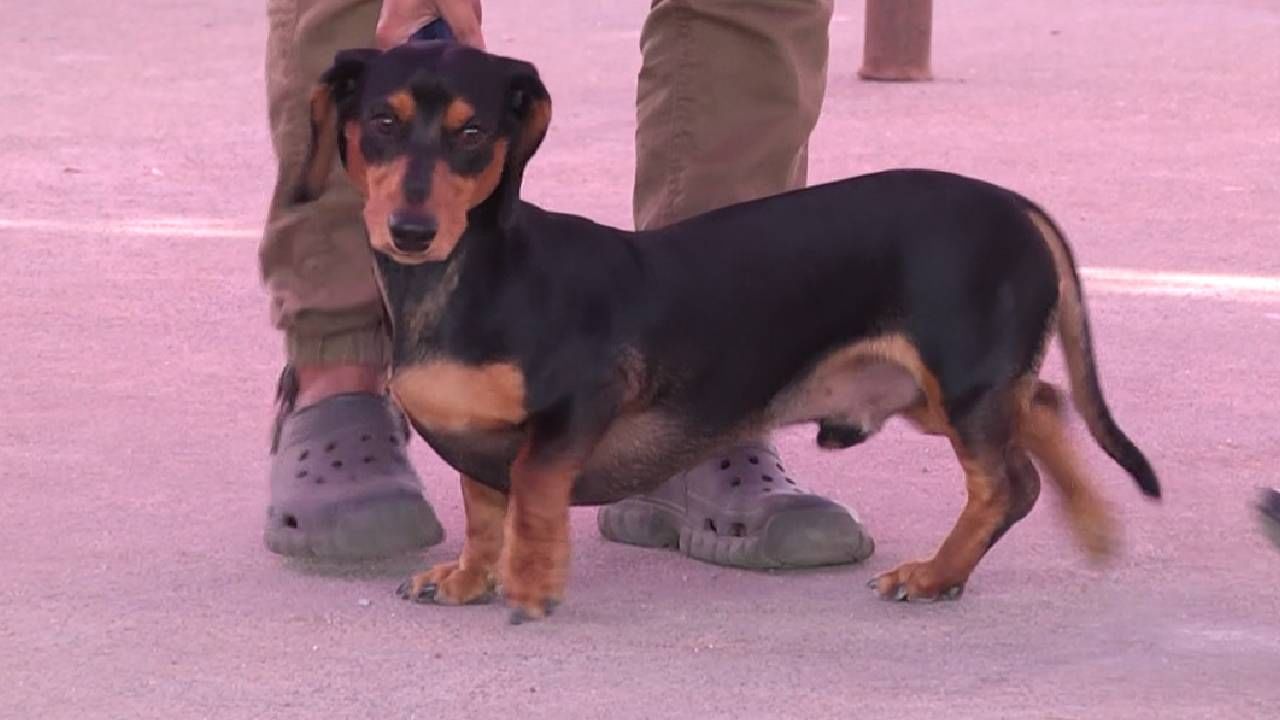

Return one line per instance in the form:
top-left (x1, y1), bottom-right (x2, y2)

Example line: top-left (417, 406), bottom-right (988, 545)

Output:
top-left (388, 211), bottom-right (437, 253)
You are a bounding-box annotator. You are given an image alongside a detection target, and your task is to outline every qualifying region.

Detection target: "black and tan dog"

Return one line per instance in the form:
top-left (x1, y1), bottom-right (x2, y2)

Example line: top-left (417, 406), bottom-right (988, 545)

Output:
top-left (295, 41), bottom-right (1160, 623)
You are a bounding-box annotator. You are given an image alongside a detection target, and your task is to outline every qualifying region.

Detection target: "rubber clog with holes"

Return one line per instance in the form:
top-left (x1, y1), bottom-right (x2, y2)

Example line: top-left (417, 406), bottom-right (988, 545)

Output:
top-left (598, 442), bottom-right (874, 569)
top-left (264, 368), bottom-right (443, 561)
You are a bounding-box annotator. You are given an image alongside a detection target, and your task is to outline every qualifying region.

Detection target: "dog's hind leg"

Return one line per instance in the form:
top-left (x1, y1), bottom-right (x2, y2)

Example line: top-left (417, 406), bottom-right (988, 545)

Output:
top-left (986, 445), bottom-right (1042, 550)
top-left (872, 388), bottom-right (1022, 601)
top-left (984, 380), bottom-right (1052, 550)
top-left (1018, 383), bottom-right (1118, 560)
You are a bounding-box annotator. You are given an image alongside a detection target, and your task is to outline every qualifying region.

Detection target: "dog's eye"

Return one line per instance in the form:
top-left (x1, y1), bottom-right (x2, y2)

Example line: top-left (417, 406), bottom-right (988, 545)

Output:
top-left (370, 113), bottom-right (398, 134)
top-left (456, 124), bottom-right (485, 148)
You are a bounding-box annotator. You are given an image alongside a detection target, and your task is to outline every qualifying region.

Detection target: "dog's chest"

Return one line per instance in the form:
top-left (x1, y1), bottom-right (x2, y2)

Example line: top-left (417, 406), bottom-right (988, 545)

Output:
top-left (374, 251), bottom-right (466, 360)
top-left (376, 251), bottom-right (529, 433)
top-left (389, 359), bottom-right (528, 434)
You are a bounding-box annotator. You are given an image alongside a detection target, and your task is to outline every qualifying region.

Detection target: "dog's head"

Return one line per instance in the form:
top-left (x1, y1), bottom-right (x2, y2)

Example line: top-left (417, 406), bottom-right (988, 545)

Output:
top-left (297, 42), bottom-right (551, 264)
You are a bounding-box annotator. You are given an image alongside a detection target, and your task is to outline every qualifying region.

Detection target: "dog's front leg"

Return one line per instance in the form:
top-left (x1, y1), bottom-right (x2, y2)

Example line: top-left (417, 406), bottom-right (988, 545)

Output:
top-left (502, 397), bottom-right (614, 625)
top-left (503, 449), bottom-right (576, 624)
top-left (398, 474), bottom-right (506, 606)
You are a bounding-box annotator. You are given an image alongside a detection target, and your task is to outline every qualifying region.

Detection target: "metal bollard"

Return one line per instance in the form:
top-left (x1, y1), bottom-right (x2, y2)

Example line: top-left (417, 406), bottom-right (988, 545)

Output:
top-left (858, 0), bottom-right (934, 82)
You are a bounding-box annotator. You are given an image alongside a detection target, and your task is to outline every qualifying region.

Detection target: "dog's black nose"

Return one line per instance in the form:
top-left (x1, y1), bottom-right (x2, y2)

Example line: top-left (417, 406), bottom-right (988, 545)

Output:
top-left (388, 212), bottom-right (437, 252)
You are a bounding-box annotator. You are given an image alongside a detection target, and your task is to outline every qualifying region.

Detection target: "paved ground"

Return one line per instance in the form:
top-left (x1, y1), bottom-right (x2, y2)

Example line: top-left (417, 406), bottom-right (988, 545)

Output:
top-left (2, 1), bottom-right (1279, 718)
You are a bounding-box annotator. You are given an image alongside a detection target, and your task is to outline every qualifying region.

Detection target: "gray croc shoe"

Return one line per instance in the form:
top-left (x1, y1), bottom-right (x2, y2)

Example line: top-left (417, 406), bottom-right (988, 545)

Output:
top-left (264, 368), bottom-right (444, 561)
top-left (1259, 488), bottom-right (1280, 551)
top-left (597, 442), bottom-right (874, 569)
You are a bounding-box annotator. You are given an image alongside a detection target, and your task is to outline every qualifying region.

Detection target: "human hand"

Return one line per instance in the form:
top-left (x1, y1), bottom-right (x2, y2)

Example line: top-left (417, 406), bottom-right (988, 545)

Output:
top-left (375, 0), bottom-right (484, 50)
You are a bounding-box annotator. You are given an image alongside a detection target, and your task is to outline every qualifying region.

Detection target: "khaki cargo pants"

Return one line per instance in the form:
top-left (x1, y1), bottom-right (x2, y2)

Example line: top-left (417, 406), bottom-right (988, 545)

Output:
top-left (260, 0), bottom-right (834, 366)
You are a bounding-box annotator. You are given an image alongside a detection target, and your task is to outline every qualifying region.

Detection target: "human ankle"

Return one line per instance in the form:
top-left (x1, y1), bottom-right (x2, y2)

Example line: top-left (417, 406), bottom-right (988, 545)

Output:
top-left (294, 364), bottom-right (386, 408)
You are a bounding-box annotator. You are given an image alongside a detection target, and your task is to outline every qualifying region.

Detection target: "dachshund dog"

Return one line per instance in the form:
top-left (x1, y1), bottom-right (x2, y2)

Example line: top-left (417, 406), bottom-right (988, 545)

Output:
top-left (295, 41), bottom-right (1160, 623)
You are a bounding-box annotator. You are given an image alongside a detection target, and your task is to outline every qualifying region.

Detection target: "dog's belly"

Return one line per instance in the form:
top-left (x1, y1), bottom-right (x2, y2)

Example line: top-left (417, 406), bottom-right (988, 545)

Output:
top-left (577, 410), bottom-right (715, 504)
top-left (413, 411), bottom-right (716, 505)
top-left (415, 335), bottom-right (943, 505)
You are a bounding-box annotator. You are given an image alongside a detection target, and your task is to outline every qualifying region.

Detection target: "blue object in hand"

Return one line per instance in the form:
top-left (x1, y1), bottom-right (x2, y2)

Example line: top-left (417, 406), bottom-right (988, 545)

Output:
top-left (411, 18), bottom-right (456, 43)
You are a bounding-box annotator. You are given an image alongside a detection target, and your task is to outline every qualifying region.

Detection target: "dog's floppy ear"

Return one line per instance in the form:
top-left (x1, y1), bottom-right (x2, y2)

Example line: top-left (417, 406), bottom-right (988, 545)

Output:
top-left (295, 48), bottom-right (381, 203)
top-left (492, 57), bottom-right (552, 227)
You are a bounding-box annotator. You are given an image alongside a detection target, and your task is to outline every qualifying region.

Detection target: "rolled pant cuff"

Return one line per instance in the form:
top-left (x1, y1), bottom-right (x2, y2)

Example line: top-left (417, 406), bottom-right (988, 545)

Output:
top-left (286, 317), bottom-right (389, 367)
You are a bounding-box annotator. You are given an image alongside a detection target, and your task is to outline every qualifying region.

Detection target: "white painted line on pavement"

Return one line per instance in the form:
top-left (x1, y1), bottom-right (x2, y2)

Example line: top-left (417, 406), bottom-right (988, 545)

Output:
top-left (0, 217), bottom-right (260, 239)
top-left (1080, 267), bottom-right (1280, 302)
top-left (3, 216), bottom-right (1279, 302)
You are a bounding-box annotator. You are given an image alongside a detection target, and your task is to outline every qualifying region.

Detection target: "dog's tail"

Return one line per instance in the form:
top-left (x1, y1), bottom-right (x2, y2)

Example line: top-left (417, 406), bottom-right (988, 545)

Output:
top-left (1024, 203), bottom-right (1161, 499)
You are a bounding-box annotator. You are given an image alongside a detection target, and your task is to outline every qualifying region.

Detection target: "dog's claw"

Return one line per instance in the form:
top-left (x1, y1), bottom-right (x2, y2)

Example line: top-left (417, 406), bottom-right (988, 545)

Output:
top-left (872, 579), bottom-right (963, 603)
top-left (869, 573), bottom-right (940, 602)
top-left (396, 579), bottom-right (441, 604)
top-left (413, 584), bottom-right (439, 604)
top-left (508, 598), bottom-right (559, 625)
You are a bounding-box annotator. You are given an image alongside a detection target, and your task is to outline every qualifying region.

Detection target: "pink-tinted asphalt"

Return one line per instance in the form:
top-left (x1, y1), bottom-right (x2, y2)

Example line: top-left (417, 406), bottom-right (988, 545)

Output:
top-left (2, 1), bottom-right (1278, 718)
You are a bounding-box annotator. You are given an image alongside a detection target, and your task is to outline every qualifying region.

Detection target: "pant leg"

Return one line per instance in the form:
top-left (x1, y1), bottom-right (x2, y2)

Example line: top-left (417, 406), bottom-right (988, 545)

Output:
top-left (634, 0), bottom-right (834, 231)
top-left (260, 0), bottom-right (388, 366)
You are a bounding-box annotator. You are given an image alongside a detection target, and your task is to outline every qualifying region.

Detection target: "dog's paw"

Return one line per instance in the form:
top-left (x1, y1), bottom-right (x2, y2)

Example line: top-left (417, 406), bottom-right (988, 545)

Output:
top-left (501, 529), bottom-right (569, 625)
top-left (868, 560), bottom-right (966, 602)
top-left (1067, 495), bottom-right (1119, 564)
top-left (502, 563), bottom-right (565, 625)
top-left (396, 562), bottom-right (495, 606)
top-left (508, 597), bottom-right (561, 625)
